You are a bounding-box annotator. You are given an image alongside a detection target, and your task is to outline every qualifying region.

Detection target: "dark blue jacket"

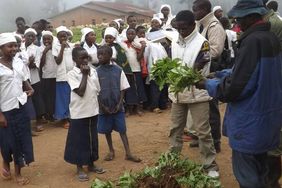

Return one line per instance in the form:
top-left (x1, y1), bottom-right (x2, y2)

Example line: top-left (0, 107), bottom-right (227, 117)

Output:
top-left (96, 64), bottom-right (123, 114)
top-left (206, 22), bottom-right (282, 154)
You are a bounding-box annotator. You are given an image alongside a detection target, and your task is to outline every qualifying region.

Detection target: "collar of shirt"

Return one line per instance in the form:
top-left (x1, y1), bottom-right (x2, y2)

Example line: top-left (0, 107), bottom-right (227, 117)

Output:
top-left (198, 12), bottom-right (217, 28)
top-left (177, 26), bottom-right (198, 47)
top-left (83, 42), bottom-right (97, 50)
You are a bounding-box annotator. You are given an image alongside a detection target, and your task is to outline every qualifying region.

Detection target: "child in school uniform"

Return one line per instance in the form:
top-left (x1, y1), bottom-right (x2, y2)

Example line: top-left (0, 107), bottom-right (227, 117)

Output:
top-left (14, 34), bottom-right (37, 122)
top-left (23, 28), bottom-right (46, 131)
top-left (0, 33), bottom-right (34, 186)
top-left (96, 45), bottom-right (141, 163)
top-left (80, 28), bottom-right (99, 67)
top-left (64, 47), bottom-right (105, 182)
top-left (52, 26), bottom-right (75, 128)
top-left (39, 30), bottom-right (57, 122)
top-left (104, 27), bottom-right (134, 113)
top-left (121, 28), bottom-right (147, 116)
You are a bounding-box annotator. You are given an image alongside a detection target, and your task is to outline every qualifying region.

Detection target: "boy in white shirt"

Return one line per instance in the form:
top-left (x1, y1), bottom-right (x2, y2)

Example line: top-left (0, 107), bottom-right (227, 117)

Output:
top-left (52, 26), bottom-right (75, 128)
top-left (64, 47), bottom-right (105, 182)
top-left (39, 30), bottom-right (57, 121)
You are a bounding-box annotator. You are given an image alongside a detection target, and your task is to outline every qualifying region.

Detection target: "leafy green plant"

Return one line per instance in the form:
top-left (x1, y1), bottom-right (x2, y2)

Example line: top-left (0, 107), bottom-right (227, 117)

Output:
top-left (117, 171), bottom-right (136, 188)
top-left (91, 178), bottom-right (114, 188)
top-left (167, 65), bottom-right (203, 94)
top-left (150, 58), bottom-right (181, 90)
top-left (91, 153), bottom-right (222, 188)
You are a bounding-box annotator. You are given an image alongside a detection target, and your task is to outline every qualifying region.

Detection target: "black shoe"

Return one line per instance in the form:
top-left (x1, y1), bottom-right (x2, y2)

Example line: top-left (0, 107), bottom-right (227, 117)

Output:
top-left (189, 140), bottom-right (199, 148)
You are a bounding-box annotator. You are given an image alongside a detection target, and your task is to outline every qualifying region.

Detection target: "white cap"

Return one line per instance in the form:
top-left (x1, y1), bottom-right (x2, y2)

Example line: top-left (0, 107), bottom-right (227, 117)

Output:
top-left (152, 17), bottom-right (162, 25)
top-left (112, 20), bottom-right (120, 30)
top-left (0, 33), bottom-right (17, 46)
top-left (104, 27), bottom-right (119, 39)
top-left (24, 28), bottom-right (37, 36)
top-left (213, 6), bottom-right (222, 13)
top-left (80, 27), bottom-right (94, 43)
top-left (56, 26), bottom-right (69, 34)
top-left (42, 30), bottom-right (53, 37)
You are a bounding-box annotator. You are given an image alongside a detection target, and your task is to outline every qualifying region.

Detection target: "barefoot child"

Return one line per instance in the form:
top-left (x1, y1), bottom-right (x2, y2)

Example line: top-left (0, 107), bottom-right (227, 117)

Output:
top-left (52, 26), bottom-right (75, 128)
top-left (64, 47), bottom-right (105, 182)
top-left (96, 45), bottom-right (141, 163)
top-left (0, 33), bottom-right (34, 185)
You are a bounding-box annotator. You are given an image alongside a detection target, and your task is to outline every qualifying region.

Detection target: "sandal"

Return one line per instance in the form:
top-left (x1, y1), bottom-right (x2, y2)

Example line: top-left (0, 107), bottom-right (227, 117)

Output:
top-left (1, 168), bottom-right (11, 180)
top-left (16, 176), bottom-right (30, 186)
top-left (125, 155), bottom-right (142, 163)
top-left (88, 165), bottom-right (106, 174)
top-left (152, 108), bottom-right (162, 113)
top-left (77, 170), bottom-right (89, 182)
top-left (104, 152), bottom-right (115, 161)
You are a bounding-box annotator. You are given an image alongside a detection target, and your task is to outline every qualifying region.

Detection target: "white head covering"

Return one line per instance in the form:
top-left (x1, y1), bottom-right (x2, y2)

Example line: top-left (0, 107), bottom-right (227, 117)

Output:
top-left (56, 26), bottom-right (68, 34)
top-left (67, 29), bottom-right (73, 36)
top-left (159, 4), bottom-right (174, 29)
top-left (213, 6), bottom-right (223, 13)
top-left (104, 27), bottom-right (118, 39)
top-left (80, 27), bottom-right (94, 43)
top-left (152, 17), bottom-right (162, 25)
top-left (42, 30), bottom-right (53, 37)
top-left (160, 4), bottom-right (172, 16)
top-left (24, 28), bottom-right (37, 36)
top-left (112, 20), bottom-right (121, 30)
top-left (0, 33), bottom-right (17, 46)
top-left (14, 33), bottom-right (23, 41)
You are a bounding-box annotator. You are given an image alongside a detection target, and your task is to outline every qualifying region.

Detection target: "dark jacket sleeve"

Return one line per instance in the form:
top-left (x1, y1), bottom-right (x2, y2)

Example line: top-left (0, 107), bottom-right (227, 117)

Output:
top-left (206, 36), bottom-right (260, 103)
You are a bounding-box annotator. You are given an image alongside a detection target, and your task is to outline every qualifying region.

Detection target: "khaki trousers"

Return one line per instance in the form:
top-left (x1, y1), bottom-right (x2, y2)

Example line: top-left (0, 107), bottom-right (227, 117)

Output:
top-left (169, 102), bottom-right (217, 169)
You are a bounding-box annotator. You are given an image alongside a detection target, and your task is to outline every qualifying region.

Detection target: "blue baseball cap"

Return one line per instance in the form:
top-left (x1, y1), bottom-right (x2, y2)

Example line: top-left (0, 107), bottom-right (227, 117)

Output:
top-left (228, 0), bottom-right (268, 18)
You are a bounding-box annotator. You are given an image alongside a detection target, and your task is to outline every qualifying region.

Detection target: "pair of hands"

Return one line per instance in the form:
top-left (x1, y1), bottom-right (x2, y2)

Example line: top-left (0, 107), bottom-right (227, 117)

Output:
top-left (80, 64), bottom-right (90, 76)
top-left (195, 72), bottom-right (216, 90)
top-left (101, 102), bottom-right (122, 115)
top-left (28, 56), bottom-right (36, 69)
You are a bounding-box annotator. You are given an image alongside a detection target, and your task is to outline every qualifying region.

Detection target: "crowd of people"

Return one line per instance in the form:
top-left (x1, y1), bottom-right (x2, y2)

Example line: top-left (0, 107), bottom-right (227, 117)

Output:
top-left (0, 0), bottom-right (281, 187)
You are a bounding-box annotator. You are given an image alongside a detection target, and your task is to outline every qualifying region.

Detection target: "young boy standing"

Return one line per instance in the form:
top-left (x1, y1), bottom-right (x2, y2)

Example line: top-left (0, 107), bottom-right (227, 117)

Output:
top-left (64, 47), bottom-right (104, 182)
top-left (96, 45), bottom-right (141, 163)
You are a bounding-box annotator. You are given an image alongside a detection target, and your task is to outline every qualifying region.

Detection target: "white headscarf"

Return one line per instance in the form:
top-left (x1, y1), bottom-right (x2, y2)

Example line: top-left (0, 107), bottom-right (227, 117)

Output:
top-left (81, 27), bottom-right (94, 43)
top-left (152, 17), bottom-right (162, 25)
top-left (213, 6), bottom-right (222, 13)
top-left (42, 30), bottom-right (53, 37)
top-left (104, 27), bottom-right (119, 39)
top-left (112, 20), bottom-right (121, 30)
top-left (56, 26), bottom-right (68, 34)
top-left (160, 4), bottom-right (174, 29)
top-left (24, 28), bottom-right (37, 36)
top-left (0, 33), bottom-right (17, 46)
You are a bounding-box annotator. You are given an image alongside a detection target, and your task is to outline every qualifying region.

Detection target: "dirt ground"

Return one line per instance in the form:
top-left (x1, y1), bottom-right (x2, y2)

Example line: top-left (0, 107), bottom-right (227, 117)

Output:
top-left (1, 104), bottom-right (240, 188)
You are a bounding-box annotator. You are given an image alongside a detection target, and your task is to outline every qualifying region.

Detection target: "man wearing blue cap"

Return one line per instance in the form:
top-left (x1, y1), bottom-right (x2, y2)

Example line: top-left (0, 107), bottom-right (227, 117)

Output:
top-left (196, 0), bottom-right (282, 187)
top-left (262, 1), bottom-right (282, 187)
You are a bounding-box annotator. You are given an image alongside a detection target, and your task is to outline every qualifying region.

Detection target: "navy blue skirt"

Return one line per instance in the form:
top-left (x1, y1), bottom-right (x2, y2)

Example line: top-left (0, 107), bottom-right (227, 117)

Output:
top-left (125, 72), bottom-right (147, 105)
top-left (54, 81), bottom-right (70, 120)
top-left (64, 116), bottom-right (99, 165)
top-left (0, 104), bottom-right (34, 167)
